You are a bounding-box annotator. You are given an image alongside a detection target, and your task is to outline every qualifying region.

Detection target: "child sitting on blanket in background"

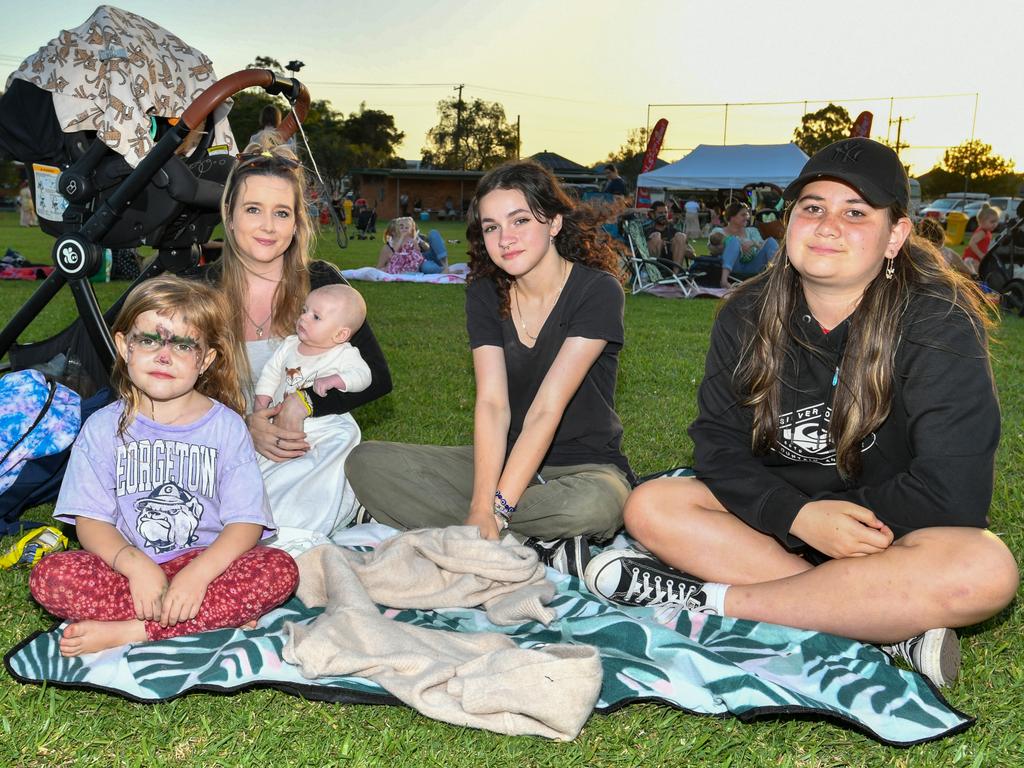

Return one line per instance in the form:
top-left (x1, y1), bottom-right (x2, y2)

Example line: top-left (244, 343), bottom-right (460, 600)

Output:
top-left (29, 276), bottom-right (297, 656)
top-left (377, 216), bottom-right (449, 275)
top-left (254, 284), bottom-right (371, 411)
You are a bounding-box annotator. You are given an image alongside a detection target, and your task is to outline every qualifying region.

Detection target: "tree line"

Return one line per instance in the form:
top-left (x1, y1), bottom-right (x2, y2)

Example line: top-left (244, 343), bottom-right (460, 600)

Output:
top-left (792, 103), bottom-right (1019, 198)
top-left (1, 67), bottom-right (1017, 202)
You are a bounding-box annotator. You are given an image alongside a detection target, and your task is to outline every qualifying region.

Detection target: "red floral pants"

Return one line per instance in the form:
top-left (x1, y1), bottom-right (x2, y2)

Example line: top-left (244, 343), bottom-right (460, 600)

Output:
top-left (29, 546), bottom-right (298, 641)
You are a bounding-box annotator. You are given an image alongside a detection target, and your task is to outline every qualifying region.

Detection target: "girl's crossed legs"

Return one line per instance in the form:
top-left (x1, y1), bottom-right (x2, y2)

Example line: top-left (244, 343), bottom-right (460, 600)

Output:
top-left (30, 545), bottom-right (298, 655)
top-left (622, 477), bottom-right (1018, 644)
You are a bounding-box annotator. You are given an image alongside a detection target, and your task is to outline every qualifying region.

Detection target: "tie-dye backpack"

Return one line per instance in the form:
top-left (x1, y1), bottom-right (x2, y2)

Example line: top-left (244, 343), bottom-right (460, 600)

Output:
top-left (0, 370), bottom-right (81, 534)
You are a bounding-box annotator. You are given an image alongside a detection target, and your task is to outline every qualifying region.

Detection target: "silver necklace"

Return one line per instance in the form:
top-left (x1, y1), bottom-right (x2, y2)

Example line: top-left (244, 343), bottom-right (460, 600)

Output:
top-left (514, 261), bottom-right (569, 342)
top-left (243, 307), bottom-right (273, 338)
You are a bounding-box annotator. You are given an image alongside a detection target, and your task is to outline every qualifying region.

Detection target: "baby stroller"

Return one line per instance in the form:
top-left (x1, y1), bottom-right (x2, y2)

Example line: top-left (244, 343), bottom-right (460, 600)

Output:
top-left (354, 207), bottom-right (378, 240)
top-left (979, 200), bottom-right (1024, 316)
top-left (0, 6), bottom-right (311, 398)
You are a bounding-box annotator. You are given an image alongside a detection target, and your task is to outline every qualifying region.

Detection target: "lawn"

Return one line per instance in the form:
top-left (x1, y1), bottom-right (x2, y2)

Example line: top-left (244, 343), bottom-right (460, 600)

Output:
top-left (0, 211), bottom-right (1020, 767)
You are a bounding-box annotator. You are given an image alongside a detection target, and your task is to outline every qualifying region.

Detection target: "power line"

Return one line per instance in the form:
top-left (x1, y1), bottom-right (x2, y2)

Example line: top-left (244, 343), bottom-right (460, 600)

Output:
top-left (305, 81), bottom-right (453, 89)
top-left (305, 79), bottom-right (604, 105)
top-left (649, 92), bottom-right (978, 108)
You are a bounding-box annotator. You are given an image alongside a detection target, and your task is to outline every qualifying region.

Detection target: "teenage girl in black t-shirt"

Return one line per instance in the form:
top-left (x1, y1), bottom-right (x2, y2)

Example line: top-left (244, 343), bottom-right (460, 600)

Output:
top-left (347, 161), bottom-right (632, 575)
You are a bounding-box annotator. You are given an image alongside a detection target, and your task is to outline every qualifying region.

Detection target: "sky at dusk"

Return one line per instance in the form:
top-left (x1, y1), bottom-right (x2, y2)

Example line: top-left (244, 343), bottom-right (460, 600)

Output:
top-left (2, 1), bottom-right (1022, 176)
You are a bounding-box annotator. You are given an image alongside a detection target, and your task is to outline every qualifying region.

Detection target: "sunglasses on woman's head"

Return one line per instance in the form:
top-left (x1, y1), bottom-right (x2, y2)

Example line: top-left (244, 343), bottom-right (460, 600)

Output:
top-left (235, 150), bottom-right (301, 171)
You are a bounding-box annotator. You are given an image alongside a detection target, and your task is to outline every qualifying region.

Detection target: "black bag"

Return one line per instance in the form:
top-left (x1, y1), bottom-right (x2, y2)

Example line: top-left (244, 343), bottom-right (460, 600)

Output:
top-left (690, 256), bottom-right (724, 288)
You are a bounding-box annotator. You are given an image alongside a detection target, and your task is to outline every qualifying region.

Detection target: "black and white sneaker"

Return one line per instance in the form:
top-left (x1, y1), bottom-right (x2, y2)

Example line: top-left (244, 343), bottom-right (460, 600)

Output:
top-left (350, 505), bottom-right (377, 527)
top-left (881, 628), bottom-right (960, 688)
top-left (584, 548), bottom-right (717, 614)
top-left (523, 536), bottom-right (591, 580)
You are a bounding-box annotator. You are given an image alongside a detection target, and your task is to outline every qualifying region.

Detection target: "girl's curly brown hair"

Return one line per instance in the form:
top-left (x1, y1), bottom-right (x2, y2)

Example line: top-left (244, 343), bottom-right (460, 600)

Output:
top-left (465, 160), bottom-right (622, 317)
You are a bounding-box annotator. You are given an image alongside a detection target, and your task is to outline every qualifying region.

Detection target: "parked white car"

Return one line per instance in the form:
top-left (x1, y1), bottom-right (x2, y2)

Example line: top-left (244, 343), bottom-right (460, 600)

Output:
top-left (919, 197), bottom-right (971, 224)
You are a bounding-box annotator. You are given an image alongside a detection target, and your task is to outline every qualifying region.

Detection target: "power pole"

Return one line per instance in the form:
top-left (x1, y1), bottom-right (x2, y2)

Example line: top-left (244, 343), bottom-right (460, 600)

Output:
top-left (889, 115), bottom-right (912, 157)
top-left (454, 84), bottom-right (465, 170)
top-left (515, 115), bottom-right (521, 160)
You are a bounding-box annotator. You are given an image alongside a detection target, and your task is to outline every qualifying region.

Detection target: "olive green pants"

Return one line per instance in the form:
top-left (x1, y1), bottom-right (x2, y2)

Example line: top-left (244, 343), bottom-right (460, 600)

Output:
top-left (345, 442), bottom-right (630, 542)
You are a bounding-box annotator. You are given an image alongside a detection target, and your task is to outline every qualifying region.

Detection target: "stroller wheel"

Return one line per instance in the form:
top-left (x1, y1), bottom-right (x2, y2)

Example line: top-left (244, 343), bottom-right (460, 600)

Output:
top-left (1002, 280), bottom-right (1024, 316)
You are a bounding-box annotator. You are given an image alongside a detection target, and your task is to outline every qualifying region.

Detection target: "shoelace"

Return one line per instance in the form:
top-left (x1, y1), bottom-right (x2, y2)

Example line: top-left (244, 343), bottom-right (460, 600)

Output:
top-left (625, 567), bottom-right (704, 609)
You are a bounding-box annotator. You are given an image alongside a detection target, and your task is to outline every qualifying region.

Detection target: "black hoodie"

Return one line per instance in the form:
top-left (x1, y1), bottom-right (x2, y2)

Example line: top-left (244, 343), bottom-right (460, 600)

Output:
top-left (689, 282), bottom-right (999, 548)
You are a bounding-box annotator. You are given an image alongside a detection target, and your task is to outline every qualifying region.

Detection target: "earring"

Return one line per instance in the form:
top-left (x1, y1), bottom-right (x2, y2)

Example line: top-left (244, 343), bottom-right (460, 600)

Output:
top-left (885, 258), bottom-right (895, 280)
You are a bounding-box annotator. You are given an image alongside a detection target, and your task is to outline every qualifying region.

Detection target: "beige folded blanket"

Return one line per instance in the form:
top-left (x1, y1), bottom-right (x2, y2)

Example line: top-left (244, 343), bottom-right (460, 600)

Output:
top-left (283, 526), bottom-right (603, 740)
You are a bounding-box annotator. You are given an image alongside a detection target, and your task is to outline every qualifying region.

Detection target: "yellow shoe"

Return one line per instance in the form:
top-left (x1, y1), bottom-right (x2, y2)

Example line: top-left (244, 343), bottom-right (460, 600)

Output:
top-left (0, 526), bottom-right (68, 569)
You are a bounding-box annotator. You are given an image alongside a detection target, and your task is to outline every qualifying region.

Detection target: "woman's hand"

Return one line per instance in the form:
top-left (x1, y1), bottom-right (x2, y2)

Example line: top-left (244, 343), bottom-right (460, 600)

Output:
top-left (247, 400), bottom-right (308, 462)
top-left (465, 507), bottom-right (501, 541)
top-left (790, 500), bottom-right (894, 559)
top-left (160, 563), bottom-right (210, 627)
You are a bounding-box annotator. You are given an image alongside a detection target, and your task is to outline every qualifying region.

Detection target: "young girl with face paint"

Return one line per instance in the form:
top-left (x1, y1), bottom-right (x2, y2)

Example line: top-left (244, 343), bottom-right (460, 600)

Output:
top-left (29, 276), bottom-right (298, 657)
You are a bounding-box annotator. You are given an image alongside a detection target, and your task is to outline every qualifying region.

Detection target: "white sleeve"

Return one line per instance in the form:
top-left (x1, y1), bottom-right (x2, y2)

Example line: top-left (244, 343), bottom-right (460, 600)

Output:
top-left (317, 344), bottom-right (372, 393)
top-left (254, 341), bottom-right (291, 399)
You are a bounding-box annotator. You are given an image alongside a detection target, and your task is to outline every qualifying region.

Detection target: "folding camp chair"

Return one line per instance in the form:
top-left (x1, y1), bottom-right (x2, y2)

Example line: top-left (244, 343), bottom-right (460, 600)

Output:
top-left (621, 219), bottom-right (700, 297)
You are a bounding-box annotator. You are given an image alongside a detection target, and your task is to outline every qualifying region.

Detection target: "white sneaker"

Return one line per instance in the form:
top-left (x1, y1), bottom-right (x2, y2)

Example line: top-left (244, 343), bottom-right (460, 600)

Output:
top-left (882, 628), bottom-right (961, 688)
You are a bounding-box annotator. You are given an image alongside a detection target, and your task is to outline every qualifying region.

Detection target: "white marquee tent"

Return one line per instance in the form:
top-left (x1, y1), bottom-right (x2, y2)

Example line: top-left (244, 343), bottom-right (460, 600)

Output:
top-left (637, 143), bottom-right (809, 190)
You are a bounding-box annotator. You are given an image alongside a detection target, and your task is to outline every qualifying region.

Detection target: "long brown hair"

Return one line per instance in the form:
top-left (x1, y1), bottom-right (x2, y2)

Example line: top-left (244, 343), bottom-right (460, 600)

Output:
top-left (731, 202), bottom-right (994, 479)
top-left (213, 135), bottom-right (315, 382)
top-left (465, 160), bottom-right (622, 317)
top-left (110, 275), bottom-right (244, 435)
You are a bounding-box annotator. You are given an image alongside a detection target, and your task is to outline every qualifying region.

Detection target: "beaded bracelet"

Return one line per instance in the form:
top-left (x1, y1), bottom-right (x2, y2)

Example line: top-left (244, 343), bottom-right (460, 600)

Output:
top-left (493, 489), bottom-right (516, 524)
top-left (296, 389), bottom-right (314, 416)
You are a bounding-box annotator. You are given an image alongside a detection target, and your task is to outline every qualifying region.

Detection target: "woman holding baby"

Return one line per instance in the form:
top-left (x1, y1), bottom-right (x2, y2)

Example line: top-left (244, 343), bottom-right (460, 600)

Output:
top-left (201, 137), bottom-right (392, 545)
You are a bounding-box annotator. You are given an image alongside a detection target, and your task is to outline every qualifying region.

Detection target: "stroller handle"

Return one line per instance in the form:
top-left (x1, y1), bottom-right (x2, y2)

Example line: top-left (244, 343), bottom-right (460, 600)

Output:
top-left (180, 69), bottom-right (310, 141)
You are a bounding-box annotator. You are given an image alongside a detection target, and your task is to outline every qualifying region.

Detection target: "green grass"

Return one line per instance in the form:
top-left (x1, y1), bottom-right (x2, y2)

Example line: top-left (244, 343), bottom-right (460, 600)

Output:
top-left (0, 211), bottom-right (1021, 766)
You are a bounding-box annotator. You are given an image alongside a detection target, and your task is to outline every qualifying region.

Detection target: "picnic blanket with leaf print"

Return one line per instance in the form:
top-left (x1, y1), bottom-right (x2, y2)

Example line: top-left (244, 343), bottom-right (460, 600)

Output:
top-left (4, 524), bottom-right (971, 746)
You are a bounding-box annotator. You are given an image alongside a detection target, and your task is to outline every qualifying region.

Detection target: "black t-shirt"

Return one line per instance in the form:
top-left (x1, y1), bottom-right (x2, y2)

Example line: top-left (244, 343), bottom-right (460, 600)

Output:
top-left (465, 263), bottom-right (631, 477)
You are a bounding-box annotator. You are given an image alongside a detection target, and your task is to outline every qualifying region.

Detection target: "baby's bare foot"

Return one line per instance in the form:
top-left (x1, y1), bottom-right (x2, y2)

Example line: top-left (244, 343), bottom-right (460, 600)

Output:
top-left (240, 619), bottom-right (259, 630)
top-left (60, 620), bottom-right (147, 657)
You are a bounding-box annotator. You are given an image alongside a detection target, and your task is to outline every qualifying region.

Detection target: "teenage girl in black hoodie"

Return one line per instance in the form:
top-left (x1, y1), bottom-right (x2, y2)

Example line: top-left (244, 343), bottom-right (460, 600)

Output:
top-left (585, 139), bottom-right (1019, 688)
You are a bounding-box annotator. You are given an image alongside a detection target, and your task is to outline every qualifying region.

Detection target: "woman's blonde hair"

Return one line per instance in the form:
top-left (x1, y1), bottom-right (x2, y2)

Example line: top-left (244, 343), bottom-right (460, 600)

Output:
top-left (213, 133), bottom-right (315, 387)
top-left (110, 275), bottom-right (244, 435)
top-left (731, 200), bottom-right (993, 479)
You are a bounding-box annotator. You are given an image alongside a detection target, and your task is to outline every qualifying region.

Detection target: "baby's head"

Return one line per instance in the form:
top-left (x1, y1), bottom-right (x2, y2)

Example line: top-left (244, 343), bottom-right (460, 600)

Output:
top-left (296, 284), bottom-right (367, 349)
top-left (708, 231), bottom-right (726, 256)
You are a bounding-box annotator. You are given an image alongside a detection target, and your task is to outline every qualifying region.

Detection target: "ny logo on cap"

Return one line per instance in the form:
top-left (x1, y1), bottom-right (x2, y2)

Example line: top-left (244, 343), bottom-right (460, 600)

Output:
top-left (829, 142), bottom-right (863, 164)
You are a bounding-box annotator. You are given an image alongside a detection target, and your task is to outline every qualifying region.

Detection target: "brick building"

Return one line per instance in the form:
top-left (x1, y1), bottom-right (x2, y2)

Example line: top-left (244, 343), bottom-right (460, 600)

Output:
top-left (349, 168), bottom-right (483, 221)
top-left (351, 153), bottom-right (601, 221)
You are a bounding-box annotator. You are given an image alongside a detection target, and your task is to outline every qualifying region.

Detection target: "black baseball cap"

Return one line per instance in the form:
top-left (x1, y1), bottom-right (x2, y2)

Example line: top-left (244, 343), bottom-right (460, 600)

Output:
top-left (784, 138), bottom-right (910, 209)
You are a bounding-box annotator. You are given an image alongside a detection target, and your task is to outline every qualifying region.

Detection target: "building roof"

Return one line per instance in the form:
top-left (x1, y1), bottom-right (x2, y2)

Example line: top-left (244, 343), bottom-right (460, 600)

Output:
top-left (351, 168), bottom-right (485, 180)
top-left (529, 151), bottom-right (592, 174)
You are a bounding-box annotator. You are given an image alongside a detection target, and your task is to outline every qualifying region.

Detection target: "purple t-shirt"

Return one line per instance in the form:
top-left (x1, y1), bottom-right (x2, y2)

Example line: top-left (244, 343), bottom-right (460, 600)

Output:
top-left (54, 399), bottom-right (275, 563)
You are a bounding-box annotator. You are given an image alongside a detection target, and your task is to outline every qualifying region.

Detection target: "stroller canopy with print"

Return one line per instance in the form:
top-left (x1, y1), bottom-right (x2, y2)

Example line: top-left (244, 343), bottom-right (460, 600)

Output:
top-left (0, 6), bottom-right (309, 396)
